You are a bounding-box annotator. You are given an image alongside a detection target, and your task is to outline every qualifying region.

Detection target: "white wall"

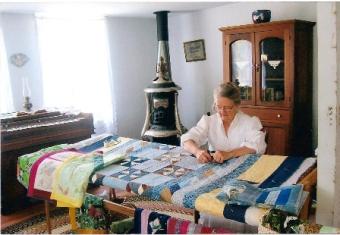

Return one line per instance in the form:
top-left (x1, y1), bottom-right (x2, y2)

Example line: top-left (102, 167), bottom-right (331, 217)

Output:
top-left (169, 2), bottom-right (318, 147)
top-left (316, 2), bottom-right (340, 227)
top-left (106, 17), bottom-right (157, 139)
top-left (1, 13), bottom-right (43, 110)
top-left (334, 2), bottom-right (340, 226)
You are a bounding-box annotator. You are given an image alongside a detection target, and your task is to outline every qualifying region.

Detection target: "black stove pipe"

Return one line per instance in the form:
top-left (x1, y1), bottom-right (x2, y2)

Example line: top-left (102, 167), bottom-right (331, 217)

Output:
top-left (155, 11), bottom-right (169, 41)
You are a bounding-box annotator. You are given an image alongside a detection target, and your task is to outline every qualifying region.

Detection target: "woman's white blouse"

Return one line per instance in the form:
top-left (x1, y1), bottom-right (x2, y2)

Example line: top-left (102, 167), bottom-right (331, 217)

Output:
top-left (181, 111), bottom-right (267, 154)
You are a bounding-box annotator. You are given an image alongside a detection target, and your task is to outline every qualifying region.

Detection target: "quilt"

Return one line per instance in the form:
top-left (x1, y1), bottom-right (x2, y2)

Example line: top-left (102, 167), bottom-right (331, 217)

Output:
top-left (94, 146), bottom-right (316, 226)
top-left (18, 134), bottom-right (316, 226)
top-left (133, 208), bottom-right (233, 234)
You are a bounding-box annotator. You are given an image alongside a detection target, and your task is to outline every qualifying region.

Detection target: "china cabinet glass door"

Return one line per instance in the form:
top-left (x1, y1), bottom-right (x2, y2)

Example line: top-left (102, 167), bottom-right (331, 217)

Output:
top-left (227, 33), bottom-right (255, 105)
top-left (255, 30), bottom-right (288, 106)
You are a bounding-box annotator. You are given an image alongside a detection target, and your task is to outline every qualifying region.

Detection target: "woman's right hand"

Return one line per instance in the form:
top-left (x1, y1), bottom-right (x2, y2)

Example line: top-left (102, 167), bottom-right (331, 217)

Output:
top-left (195, 149), bottom-right (212, 163)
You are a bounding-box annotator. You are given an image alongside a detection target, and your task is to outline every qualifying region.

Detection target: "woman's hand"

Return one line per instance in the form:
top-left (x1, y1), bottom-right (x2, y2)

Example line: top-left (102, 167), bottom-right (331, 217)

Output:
top-left (195, 149), bottom-right (212, 163)
top-left (212, 151), bottom-right (234, 163)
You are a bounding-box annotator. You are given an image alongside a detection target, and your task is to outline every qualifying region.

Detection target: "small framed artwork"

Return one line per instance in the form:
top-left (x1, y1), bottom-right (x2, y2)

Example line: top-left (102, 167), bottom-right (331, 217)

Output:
top-left (183, 39), bottom-right (206, 62)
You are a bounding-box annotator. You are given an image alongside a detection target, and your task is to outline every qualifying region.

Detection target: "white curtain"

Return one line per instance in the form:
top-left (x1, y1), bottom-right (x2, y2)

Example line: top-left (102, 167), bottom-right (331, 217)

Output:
top-left (0, 15), bottom-right (14, 113)
top-left (36, 16), bottom-right (116, 134)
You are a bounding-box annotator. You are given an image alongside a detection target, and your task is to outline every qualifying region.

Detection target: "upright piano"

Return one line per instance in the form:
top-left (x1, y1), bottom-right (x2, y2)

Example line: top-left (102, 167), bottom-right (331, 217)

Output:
top-left (1, 110), bottom-right (94, 214)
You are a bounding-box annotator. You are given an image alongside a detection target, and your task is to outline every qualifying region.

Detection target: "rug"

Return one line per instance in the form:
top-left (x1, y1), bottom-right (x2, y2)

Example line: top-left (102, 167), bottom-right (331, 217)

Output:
top-left (1, 208), bottom-right (72, 234)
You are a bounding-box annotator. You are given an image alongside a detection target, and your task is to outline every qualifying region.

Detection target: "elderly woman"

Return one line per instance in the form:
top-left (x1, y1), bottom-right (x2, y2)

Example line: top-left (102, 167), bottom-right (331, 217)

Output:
top-left (181, 82), bottom-right (266, 163)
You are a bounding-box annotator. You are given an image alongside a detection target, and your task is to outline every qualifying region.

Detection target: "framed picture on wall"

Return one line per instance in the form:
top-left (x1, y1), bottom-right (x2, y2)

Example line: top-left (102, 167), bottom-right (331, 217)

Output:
top-left (183, 39), bottom-right (206, 62)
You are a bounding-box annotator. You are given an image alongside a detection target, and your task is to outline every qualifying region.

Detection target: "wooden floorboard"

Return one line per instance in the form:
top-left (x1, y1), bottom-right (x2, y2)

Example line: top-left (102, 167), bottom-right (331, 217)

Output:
top-left (1, 203), bottom-right (49, 229)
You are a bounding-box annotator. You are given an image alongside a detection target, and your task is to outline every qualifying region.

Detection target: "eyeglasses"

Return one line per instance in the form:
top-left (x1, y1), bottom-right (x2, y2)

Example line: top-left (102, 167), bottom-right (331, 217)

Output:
top-left (214, 105), bottom-right (234, 112)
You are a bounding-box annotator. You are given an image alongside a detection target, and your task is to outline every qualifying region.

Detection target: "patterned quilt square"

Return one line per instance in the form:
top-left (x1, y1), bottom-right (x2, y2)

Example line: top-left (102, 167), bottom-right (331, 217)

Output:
top-left (154, 165), bottom-right (192, 178)
top-left (110, 168), bottom-right (147, 181)
top-left (130, 156), bottom-right (148, 163)
top-left (174, 155), bottom-right (205, 170)
top-left (154, 153), bottom-right (181, 165)
top-left (96, 165), bottom-right (128, 177)
top-left (119, 157), bottom-right (148, 167)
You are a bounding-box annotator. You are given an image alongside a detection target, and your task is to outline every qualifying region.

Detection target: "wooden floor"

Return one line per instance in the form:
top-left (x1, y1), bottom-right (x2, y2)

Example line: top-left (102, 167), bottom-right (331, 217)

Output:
top-left (0, 186), bottom-right (129, 230)
top-left (1, 202), bottom-right (50, 229)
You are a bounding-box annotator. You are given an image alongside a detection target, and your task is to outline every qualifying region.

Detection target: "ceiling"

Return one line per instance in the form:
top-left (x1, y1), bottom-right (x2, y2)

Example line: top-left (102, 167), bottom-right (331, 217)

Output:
top-left (0, 2), bottom-right (229, 18)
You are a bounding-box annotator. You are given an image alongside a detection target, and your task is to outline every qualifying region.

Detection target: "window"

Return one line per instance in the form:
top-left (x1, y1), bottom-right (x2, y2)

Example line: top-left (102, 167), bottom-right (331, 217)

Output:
top-left (0, 15), bottom-right (14, 113)
top-left (36, 16), bottom-right (116, 134)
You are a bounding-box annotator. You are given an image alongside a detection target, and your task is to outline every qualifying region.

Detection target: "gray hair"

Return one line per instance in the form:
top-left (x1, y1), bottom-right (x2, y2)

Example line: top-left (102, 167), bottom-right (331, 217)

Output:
top-left (213, 82), bottom-right (241, 105)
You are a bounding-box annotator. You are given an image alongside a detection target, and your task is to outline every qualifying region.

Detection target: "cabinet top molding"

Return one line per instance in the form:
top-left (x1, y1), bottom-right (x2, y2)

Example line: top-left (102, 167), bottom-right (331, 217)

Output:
top-left (219, 19), bottom-right (316, 32)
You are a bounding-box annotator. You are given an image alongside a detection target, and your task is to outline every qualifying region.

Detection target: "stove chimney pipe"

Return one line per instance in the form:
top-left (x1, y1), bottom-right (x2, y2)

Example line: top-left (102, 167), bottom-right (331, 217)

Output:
top-left (141, 11), bottom-right (186, 145)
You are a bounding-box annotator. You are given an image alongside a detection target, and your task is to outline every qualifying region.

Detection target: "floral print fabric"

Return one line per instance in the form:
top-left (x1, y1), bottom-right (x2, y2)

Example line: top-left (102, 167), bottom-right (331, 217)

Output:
top-left (17, 144), bottom-right (67, 188)
top-left (261, 208), bottom-right (340, 234)
top-left (27, 149), bottom-right (81, 199)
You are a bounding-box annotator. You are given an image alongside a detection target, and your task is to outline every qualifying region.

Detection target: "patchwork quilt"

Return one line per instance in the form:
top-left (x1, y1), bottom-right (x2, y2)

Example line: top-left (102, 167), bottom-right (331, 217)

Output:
top-left (133, 208), bottom-right (233, 234)
top-left (17, 134), bottom-right (316, 226)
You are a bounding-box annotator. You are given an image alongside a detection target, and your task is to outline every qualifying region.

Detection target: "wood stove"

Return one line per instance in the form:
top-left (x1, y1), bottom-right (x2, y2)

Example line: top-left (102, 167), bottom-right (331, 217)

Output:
top-left (141, 11), bottom-right (186, 146)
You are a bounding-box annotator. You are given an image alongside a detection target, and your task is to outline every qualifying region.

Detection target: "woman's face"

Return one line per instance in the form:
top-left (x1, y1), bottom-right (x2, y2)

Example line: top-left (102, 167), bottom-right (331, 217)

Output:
top-left (215, 96), bottom-right (238, 123)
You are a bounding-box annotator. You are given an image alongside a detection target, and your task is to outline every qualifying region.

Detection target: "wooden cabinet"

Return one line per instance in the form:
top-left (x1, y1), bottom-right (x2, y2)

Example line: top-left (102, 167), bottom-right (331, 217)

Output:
top-left (220, 20), bottom-right (315, 156)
